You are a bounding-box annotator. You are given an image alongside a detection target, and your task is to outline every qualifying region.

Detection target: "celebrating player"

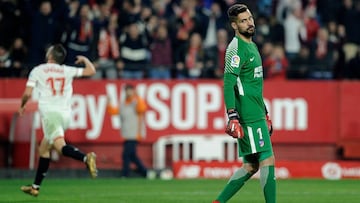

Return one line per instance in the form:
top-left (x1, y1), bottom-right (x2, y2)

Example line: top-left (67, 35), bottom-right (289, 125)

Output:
top-left (213, 4), bottom-right (276, 203)
top-left (18, 44), bottom-right (98, 197)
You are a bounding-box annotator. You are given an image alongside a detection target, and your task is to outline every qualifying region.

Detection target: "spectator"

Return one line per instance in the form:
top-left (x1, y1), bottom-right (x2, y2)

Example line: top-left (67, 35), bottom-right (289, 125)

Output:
top-left (0, 0), bottom-right (22, 49)
top-left (283, 6), bottom-right (307, 61)
top-left (316, 0), bottom-right (342, 24)
top-left (92, 1), bottom-right (113, 31)
top-left (303, 2), bottom-right (320, 45)
top-left (0, 45), bottom-right (11, 69)
top-left (152, 0), bottom-right (169, 17)
top-left (63, 2), bottom-right (95, 64)
top-left (269, 16), bottom-right (284, 45)
top-left (203, 29), bottom-right (228, 78)
top-left (263, 45), bottom-right (289, 80)
top-left (176, 32), bottom-right (204, 79)
top-left (117, 0), bottom-right (142, 31)
top-left (329, 22), bottom-right (346, 79)
top-left (338, 0), bottom-right (360, 76)
top-left (148, 24), bottom-right (173, 79)
top-left (107, 84), bottom-right (148, 178)
top-left (288, 45), bottom-right (311, 79)
top-left (26, 1), bottom-right (63, 65)
top-left (261, 41), bottom-right (274, 61)
top-left (202, 2), bottom-right (227, 49)
top-left (276, 0), bottom-right (302, 23)
top-left (0, 45), bottom-right (16, 78)
top-left (257, 0), bottom-right (274, 18)
top-left (169, 0), bottom-right (201, 63)
top-left (9, 38), bottom-right (28, 77)
top-left (118, 22), bottom-right (149, 79)
top-left (93, 14), bottom-right (120, 79)
top-left (338, 0), bottom-right (360, 45)
top-left (345, 46), bottom-right (360, 79)
top-left (308, 27), bottom-right (335, 79)
top-left (254, 14), bottom-right (271, 48)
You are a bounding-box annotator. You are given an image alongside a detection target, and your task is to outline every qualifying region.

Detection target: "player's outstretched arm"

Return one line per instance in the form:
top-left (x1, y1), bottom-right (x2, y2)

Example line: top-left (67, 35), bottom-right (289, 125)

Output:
top-left (18, 86), bottom-right (33, 116)
top-left (75, 55), bottom-right (96, 77)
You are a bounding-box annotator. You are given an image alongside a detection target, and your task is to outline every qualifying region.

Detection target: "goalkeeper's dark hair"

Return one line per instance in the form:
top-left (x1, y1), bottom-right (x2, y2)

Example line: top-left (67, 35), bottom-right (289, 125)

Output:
top-left (227, 4), bottom-right (248, 23)
top-left (48, 44), bottom-right (67, 64)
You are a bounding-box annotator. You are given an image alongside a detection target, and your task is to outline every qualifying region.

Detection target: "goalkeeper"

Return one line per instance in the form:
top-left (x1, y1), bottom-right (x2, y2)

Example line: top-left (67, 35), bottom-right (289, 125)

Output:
top-left (213, 4), bottom-right (276, 203)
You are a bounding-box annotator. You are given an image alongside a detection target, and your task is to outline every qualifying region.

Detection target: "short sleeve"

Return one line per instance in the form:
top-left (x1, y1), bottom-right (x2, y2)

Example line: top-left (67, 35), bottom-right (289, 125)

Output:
top-left (63, 65), bottom-right (84, 78)
top-left (26, 68), bottom-right (38, 87)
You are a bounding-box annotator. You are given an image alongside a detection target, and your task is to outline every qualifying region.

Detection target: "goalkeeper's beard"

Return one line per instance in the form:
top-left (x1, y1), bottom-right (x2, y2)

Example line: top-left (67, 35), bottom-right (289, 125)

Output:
top-left (240, 27), bottom-right (255, 38)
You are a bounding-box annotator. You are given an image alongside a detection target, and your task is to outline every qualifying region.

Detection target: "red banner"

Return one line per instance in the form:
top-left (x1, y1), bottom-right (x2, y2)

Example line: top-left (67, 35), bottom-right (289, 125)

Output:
top-left (173, 160), bottom-right (360, 179)
top-left (0, 79), bottom-right (359, 144)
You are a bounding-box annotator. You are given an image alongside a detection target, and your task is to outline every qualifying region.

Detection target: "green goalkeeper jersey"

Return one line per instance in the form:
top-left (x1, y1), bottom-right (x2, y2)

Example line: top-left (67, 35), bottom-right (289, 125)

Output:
top-left (223, 36), bottom-right (265, 123)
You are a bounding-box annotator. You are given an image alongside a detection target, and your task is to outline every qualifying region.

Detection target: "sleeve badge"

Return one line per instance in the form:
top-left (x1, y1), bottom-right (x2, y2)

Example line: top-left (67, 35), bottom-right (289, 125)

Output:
top-left (231, 55), bottom-right (240, 67)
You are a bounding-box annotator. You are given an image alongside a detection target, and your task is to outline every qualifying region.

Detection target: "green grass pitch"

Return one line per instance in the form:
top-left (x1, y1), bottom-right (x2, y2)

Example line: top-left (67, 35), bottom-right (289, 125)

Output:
top-left (1, 178), bottom-right (359, 203)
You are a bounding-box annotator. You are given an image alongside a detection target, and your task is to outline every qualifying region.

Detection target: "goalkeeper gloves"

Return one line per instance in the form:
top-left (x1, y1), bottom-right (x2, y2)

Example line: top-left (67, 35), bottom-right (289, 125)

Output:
top-left (225, 110), bottom-right (244, 139)
top-left (266, 114), bottom-right (273, 136)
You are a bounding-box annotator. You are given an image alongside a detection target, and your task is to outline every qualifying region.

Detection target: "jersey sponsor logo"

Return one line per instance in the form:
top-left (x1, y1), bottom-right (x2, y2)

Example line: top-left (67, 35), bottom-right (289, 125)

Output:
top-left (230, 55), bottom-right (240, 67)
top-left (250, 56), bottom-right (255, 62)
top-left (254, 66), bottom-right (263, 78)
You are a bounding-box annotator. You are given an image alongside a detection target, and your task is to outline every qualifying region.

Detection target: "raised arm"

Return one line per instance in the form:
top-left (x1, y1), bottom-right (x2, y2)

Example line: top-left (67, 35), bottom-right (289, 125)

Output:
top-left (75, 55), bottom-right (96, 77)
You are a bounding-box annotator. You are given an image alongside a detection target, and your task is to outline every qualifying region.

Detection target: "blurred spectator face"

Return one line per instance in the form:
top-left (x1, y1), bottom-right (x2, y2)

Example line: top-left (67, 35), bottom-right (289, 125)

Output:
top-left (110, 13), bottom-right (118, 22)
top-left (304, 4), bottom-right (316, 19)
top-left (217, 29), bottom-right (228, 44)
top-left (0, 46), bottom-right (6, 56)
top-left (344, 0), bottom-right (353, 9)
top-left (272, 46), bottom-right (285, 59)
top-left (125, 85), bottom-right (135, 97)
top-left (100, 3), bottom-right (111, 18)
top-left (158, 18), bottom-right (168, 27)
top-left (152, 0), bottom-right (162, 13)
top-left (147, 15), bottom-right (159, 32)
top-left (257, 16), bottom-right (269, 35)
top-left (211, 2), bottom-right (221, 16)
top-left (337, 24), bottom-right (346, 37)
top-left (292, 7), bottom-right (302, 19)
top-left (14, 38), bottom-right (24, 49)
top-left (122, 0), bottom-right (132, 11)
top-left (181, 0), bottom-right (191, 9)
top-left (157, 25), bottom-right (168, 40)
top-left (299, 46), bottom-right (310, 58)
top-left (327, 21), bottom-right (337, 34)
top-left (261, 42), bottom-right (274, 57)
top-left (40, 1), bottom-right (52, 16)
top-left (141, 7), bottom-right (152, 21)
top-left (317, 28), bottom-right (329, 41)
top-left (80, 4), bottom-right (91, 19)
top-left (105, 0), bottom-right (114, 7)
top-left (189, 33), bottom-right (202, 48)
top-left (128, 23), bottom-right (139, 39)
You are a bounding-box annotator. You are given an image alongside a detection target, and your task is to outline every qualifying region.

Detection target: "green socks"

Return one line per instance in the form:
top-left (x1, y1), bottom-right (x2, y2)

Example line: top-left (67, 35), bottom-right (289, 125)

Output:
top-left (215, 166), bottom-right (276, 203)
top-left (260, 165), bottom-right (276, 203)
top-left (215, 168), bottom-right (252, 202)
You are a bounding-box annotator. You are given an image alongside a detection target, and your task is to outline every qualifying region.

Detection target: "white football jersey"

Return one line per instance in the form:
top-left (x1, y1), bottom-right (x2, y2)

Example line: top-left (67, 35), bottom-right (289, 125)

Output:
top-left (26, 63), bottom-right (83, 112)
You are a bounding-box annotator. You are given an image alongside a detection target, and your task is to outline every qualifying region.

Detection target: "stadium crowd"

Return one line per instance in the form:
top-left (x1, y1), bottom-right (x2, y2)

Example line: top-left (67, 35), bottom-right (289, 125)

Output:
top-left (0, 0), bottom-right (359, 80)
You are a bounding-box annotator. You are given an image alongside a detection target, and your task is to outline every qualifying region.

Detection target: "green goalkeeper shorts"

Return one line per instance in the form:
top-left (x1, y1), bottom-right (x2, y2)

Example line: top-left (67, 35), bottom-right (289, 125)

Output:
top-left (237, 119), bottom-right (273, 157)
top-left (243, 150), bottom-right (274, 163)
